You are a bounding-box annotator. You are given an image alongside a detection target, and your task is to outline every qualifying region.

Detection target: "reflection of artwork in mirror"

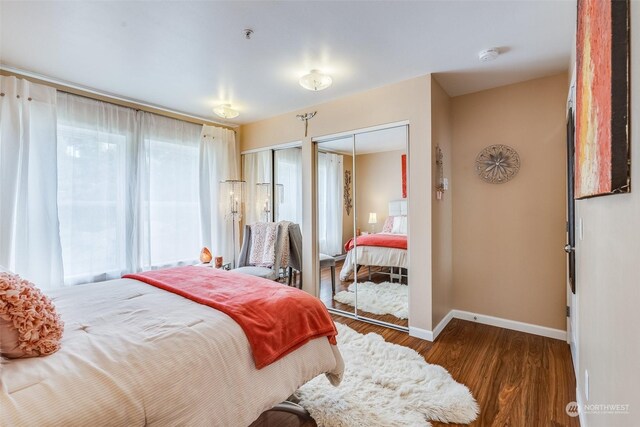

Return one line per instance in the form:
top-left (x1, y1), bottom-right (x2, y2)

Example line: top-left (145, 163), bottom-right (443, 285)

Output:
top-left (401, 154), bottom-right (407, 198)
top-left (344, 170), bottom-right (352, 215)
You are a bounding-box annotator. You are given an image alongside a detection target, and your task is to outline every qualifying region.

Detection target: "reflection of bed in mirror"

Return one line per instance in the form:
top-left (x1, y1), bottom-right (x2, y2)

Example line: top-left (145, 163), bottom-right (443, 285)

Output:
top-left (339, 200), bottom-right (408, 281)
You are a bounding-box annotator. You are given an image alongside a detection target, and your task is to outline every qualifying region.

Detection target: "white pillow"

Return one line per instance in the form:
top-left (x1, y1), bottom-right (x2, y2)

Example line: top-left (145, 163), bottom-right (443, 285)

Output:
top-left (391, 216), bottom-right (407, 234)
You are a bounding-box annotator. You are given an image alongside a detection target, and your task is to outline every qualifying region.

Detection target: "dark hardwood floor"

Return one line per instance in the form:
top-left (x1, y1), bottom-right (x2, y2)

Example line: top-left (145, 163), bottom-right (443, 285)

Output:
top-left (252, 315), bottom-right (578, 427)
top-left (318, 259), bottom-right (409, 328)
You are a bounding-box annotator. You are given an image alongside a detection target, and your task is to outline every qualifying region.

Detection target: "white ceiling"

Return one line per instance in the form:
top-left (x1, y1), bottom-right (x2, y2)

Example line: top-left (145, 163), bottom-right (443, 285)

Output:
top-left (319, 126), bottom-right (407, 155)
top-left (0, 1), bottom-right (575, 125)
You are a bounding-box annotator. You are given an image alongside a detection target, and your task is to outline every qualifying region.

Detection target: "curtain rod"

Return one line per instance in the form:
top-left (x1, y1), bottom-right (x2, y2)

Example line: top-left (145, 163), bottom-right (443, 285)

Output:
top-left (0, 66), bottom-right (238, 132)
top-left (241, 140), bottom-right (302, 155)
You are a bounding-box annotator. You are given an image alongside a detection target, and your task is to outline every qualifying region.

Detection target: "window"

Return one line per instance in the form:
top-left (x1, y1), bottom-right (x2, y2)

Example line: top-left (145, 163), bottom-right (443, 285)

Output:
top-left (144, 120), bottom-right (201, 267)
top-left (57, 125), bottom-right (129, 282)
top-left (56, 93), bottom-right (202, 284)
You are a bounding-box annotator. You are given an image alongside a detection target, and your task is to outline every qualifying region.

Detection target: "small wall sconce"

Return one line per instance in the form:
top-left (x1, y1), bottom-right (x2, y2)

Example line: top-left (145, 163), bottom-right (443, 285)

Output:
top-left (435, 145), bottom-right (447, 200)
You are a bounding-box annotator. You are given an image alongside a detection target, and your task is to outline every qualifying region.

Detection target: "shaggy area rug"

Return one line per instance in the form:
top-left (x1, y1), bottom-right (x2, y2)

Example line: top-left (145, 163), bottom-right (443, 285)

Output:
top-left (294, 323), bottom-right (479, 427)
top-left (333, 281), bottom-right (409, 319)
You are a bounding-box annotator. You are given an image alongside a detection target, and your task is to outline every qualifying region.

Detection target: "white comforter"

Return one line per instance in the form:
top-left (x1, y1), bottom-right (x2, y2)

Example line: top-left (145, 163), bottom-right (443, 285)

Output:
top-left (0, 279), bottom-right (344, 426)
top-left (340, 246), bottom-right (408, 281)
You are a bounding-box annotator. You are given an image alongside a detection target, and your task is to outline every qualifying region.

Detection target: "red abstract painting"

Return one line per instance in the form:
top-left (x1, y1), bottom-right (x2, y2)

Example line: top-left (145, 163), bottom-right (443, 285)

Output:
top-left (575, 0), bottom-right (630, 198)
top-left (401, 154), bottom-right (407, 198)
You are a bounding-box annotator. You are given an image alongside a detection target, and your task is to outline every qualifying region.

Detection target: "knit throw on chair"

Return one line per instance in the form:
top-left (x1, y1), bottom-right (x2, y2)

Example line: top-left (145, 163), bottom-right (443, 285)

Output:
top-left (249, 222), bottom-right (291, 268)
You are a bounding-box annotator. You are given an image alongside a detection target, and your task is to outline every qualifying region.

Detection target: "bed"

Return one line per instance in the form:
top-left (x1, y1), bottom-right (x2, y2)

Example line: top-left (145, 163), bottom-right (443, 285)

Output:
top-left (0, 270), bottom-right (344, 426)
top-left (339, 200), bottom-right (408, 281)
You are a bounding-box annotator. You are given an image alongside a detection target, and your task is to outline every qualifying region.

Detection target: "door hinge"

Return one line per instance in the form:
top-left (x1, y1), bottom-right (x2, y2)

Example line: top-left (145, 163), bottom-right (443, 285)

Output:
top-left (566, 306), bottom-right (571, 317)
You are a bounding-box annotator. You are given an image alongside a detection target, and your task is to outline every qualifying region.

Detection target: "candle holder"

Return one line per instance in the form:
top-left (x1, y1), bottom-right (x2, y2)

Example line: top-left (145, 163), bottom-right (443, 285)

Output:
top-left (214, 256), bottom-right (223, 269)
top-left (219, 179), bottom-right (245, 268)
top-left (256, 182), bottom-right (272, 222)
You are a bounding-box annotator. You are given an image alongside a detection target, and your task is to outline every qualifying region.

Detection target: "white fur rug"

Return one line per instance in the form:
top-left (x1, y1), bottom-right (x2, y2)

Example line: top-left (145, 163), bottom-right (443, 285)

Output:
top-left (295, 323), bottom-right (479, 427)
top-left (334, 281), bottom-right (409, 319)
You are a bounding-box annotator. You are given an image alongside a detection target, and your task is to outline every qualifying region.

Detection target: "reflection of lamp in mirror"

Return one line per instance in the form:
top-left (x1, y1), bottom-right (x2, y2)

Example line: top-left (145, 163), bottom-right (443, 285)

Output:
top-left (368, 212), bottom-right (378, 234)
top-left (219, 179), bottom-right (245, 268)
top-left (256, 182), bottom-right (272, 222)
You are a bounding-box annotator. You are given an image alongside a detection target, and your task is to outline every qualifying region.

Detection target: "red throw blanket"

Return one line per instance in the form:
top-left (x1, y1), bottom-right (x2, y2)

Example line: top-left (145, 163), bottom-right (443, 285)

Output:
top-left (124, 266), bottom-right (337, 369)
top-left (344, 233), bottom-right (408, 252)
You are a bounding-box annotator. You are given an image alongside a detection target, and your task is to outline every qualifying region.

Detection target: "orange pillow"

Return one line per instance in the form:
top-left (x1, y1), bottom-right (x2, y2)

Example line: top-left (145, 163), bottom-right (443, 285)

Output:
top-left (0, 272), bottom-right (64, 358)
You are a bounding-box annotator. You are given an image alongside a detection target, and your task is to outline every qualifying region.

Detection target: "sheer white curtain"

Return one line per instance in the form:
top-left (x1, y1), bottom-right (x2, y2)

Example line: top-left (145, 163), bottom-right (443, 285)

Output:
top-left (318, 152), bottom-right (344, 256)
top-left (57, 94), bottom-right (202, 284)
top-left (56, 92), bottom-right (139, 284)
top-left (199, 125), bottom-right (238, 265)
top-left (0, 76), bottom-right (64, 288)
top-left (242, 150), bottom-right (272, 225)
top-left (274, 147), bottom-right (302, 225)
top-left (140, 113), bottom-right (201, 269)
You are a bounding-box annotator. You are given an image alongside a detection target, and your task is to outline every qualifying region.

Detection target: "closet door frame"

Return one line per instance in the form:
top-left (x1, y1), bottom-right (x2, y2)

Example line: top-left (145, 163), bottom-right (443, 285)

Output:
top-left (313, 122), bottom-right (410, 333)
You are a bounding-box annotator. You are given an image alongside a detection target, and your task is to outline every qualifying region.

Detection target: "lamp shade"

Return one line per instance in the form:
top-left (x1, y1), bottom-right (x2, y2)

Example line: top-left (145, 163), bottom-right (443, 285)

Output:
top-left (199, 247), bottom-right (212, 263)
top-left (368, 212), bottom-right (378, 224)
top-left (299, 70), bottom-right (332, 91)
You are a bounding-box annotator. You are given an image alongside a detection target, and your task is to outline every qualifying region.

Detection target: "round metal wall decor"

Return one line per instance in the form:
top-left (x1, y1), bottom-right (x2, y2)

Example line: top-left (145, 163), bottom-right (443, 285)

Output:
top-left (475, 144), bottom-right (521, 184)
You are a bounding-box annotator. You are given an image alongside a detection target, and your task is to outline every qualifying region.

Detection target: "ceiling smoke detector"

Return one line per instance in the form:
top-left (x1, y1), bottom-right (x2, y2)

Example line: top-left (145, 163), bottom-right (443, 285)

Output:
top-left (478, 48), bottom-right (500, 62)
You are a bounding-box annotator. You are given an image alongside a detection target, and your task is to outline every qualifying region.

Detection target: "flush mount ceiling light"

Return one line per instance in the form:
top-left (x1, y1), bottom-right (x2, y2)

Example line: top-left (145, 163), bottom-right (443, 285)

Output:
top-left (213, 104), bottom-right (239, 119)
top-left (478, 48), bottom-right (500, 62)
top-left (299, 69), bottom-right (332, 91)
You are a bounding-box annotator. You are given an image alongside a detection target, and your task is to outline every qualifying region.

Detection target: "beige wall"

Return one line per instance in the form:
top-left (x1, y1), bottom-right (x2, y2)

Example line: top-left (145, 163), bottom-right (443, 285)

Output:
top-left (431, 78), bottom-right (454, 327)
top-left (355, 150), bottom-right (405, 232)
top-left (451, 73), bottom-right (568, 330)
top-left (572, 3), bottom-right (640, 425)
top-left (241, 75), bottom-right (434, 331)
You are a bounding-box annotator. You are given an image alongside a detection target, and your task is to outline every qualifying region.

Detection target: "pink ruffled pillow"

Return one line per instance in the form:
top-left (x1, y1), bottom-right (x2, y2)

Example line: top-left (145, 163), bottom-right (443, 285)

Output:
top-left (0, 272), bottom-right (64, 358)
top-left (382, 216), bottom-right (395, 233)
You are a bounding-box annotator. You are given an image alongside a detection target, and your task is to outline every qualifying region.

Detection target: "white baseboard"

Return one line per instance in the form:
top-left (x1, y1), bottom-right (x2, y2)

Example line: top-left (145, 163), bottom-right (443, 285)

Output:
top-left (409, 326), bottom-right (433, 341)
top-left (432, 310), bottom-right (454, 340)
top-left (452, 309), bottom-right (567, 341)
top-left (408, 309), bottom-right (566, 343)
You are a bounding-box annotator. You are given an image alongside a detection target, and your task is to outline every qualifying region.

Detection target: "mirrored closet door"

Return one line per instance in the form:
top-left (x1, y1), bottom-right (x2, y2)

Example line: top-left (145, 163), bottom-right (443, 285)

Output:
top-left (316, 136), bottom-right (355, 317)
top-left (274, 148), bottom-right (303, 224)
top-left (243, 150), bottom-right (273, 224)
top-left (316, 125), bottom-right (409, 329)
top-left (241, 145), bottom-right (303, 287)
top-left (242, 146), bottom-right (303, 227)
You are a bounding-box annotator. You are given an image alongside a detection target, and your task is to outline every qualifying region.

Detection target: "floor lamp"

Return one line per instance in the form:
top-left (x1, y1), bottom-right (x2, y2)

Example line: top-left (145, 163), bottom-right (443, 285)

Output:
top-left (220, 179), bottom-right (245, 268)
